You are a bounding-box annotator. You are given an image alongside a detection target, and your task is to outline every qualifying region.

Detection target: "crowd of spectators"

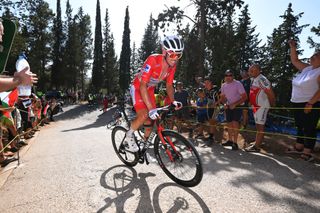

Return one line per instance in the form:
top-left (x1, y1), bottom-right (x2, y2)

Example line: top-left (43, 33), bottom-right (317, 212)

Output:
top-left (153, 56), bottom-right (320, 162)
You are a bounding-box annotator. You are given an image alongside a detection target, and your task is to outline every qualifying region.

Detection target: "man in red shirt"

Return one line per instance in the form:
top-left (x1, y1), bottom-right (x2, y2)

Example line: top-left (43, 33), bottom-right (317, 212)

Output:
top-left (125, 35), bottom-right (184, 152)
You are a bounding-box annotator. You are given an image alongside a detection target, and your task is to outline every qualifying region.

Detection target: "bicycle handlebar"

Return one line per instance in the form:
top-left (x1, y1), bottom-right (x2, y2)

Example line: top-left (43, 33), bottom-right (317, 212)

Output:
top-left (156, 104), bottom-right (178, 120)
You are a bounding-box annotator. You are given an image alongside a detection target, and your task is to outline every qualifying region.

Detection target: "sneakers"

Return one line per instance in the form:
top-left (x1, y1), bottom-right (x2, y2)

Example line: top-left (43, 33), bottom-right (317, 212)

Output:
top-left (202, 137), bottom-right (214, 147)
top-left (145, 153), bottom-right (157, 163)
top-left (245, 144), bottom-right (260, 153)
top-left (231, 143), bottom-right (239, 150)
top-left (222, 140), bottom-right (238, 150)
top-left (298, 154), bottom-right (314, 162)
top-left (124, 136), bottom-right (139, 152)
top-left (222, 140), bottom-right (234, 146)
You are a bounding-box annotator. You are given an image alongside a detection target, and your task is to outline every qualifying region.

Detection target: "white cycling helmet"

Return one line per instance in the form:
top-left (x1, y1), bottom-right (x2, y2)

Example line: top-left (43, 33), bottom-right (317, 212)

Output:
top-left (162, 35), bottom-right (184, 53)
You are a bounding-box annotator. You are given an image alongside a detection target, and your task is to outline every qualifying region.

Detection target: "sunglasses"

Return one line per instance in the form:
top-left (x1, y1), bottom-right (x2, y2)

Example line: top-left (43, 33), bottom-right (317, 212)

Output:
top-left (225, 74), bottom-right (233, 77)
top-left (166, 51), bottom-right (183, 60)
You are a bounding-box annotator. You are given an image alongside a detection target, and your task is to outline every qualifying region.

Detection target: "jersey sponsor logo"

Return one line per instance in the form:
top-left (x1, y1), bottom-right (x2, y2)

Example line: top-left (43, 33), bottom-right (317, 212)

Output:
top-left (259, 77), bottom-right (270, 88)
top-left (147, 78), bottom-right (160, 87)
top-left (144, 64), bottom-right (151, 73)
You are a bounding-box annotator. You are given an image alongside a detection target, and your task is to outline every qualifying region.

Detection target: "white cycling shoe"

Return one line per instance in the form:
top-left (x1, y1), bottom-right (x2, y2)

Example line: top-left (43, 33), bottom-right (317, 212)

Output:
top-left (124, 136), bottom-right (139, 152)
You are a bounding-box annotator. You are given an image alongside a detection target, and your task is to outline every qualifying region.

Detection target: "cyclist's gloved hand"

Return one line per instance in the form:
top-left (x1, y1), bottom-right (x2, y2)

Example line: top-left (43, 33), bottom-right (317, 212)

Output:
top-left (172, 101), bottom-right (183, 110)
top-left (148, 108), bottom-right (159, 120)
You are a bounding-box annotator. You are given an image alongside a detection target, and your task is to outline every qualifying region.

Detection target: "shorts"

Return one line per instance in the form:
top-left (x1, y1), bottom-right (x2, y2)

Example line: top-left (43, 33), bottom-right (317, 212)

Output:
top-left (197, 113), bottom-right (208, 123)
top-left (130, 85), bottom-right (156, 111)
top-left (176, 107), bottom-right (190, 120)
top-left (225, 108), bottom-right (242, 122)
top-left (253, 107), bottom-right (269, 125)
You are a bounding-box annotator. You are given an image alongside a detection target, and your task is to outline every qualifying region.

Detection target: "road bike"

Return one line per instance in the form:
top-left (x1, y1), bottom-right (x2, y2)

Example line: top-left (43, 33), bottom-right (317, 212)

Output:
top-left (109, 101), bottom-right (203, 187)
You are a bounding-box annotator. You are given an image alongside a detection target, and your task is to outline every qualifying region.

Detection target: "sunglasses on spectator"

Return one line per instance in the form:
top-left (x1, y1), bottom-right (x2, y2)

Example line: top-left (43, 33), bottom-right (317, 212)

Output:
top-left (166, 51), bottom-right (183, 59)
top-left (225, 74), bottom-right (233, 77)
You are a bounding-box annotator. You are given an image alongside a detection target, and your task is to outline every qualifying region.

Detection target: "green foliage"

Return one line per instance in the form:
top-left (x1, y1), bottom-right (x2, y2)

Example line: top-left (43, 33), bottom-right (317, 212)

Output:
top-left (76, 7), bottom-right (93, 95)
top-left (103, 9), bottom-right (118, 94)
top-left (51, 0), bottom-right (64, 89)
top-left (155, 0), bottom-right (244, 80)
top-left (307, 22), bottom-right (320, 51)
top-left (63, 0), bottom-right (81, 90)
top-left (263, 3), bottom-right (308, 109)
top-left (130, 42), bottom-right (139, 80)
top-left (91, 0), bottom-right (104, 93)
top-left (138, 14), bottom-right (159, 64)
top-left (119, 6), bottom-right (131, 95)
top-left (176, 25), bottom-right (201, 86)
top-left (235, 4), bottom-right (261, 72)
top-left (25, 0), bottom-right (54, 91)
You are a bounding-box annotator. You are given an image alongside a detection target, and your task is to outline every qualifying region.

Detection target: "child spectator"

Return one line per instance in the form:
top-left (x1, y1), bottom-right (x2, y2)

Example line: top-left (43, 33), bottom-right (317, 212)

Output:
top-left (194, 88), bottom-right (213, 139)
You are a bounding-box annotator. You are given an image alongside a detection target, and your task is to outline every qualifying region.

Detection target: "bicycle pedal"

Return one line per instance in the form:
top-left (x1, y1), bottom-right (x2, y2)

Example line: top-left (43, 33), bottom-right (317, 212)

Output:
top-left (138, 157), bottom-right (144, 164)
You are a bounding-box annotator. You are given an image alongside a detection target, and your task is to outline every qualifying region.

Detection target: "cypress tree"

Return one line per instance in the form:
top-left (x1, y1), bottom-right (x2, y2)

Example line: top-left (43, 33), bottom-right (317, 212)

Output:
top-left (77, 7), bottom-right (93, 96)
top-left (51, 0), bottom-right (64, 89)
top-left (103, 9), bottom-right (118, 94)
top-left (130, 42), bottom-right (139, 78)
top-left (91, 0), bottom-right (104, 93)
top-left (119, 6), bottom-right (131, 95)
top-left (64, 0), bottom-right (80, 90)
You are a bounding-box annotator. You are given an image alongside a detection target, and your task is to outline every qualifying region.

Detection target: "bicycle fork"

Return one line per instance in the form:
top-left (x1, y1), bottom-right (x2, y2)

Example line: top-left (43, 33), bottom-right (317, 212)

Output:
top-left (157, 130), bottom-right (181, 162)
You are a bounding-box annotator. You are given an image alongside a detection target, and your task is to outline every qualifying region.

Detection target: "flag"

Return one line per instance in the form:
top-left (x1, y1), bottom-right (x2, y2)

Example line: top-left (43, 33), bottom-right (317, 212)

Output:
top-left (0, 88), bottom-right (18, 125)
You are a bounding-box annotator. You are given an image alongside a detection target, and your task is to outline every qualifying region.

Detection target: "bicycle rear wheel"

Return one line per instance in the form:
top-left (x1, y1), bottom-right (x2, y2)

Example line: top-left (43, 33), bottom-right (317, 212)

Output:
top-left (154, 130), bottom-right (203, 187)
top-left (111, 126), bottom-right (139, 167)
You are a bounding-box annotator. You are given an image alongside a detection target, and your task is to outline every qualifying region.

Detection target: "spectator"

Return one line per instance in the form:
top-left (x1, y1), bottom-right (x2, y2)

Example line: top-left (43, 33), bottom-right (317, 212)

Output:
top-left (0, 18), bottom-right (37, 167)
top-left (195, 76), bottom-right (205, 89)
top-left (174, 82), bottom-right (190, 120)
top-left (245, 64), bottom-right (275, 152)
top-left (31, 93), bottom-right (42, 128)
top-left (203, 77), bottom-right (219, 144)
top-left (240, 70), bottom-right (251, 129)
top-left (194, 88), bottom-right (212, 138)
top-left (217, 70), bottom-right (247, 150)
top-left (287, 39), bottom-right (320, 161)
top-left (102, 96), bottom-right (109, 112)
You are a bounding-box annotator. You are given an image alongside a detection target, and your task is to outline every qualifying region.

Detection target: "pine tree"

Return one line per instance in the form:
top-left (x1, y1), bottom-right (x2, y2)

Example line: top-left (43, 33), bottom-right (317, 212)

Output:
top-left (51, 0), bottom-right (64, 89)
top-left (235, 4), bottom-right (261, 72)
top-left (24, 0), bottom-right (54, 91)
top-left (206, 8), bottom-right (238, 82)
top-left (265, 3), bottom-right (308, 108)
top-left (155, 0), bottom-right (244, 77)
top-left (138, 14), bottom-right (159, 64)
top-left (119, 6), bottom-right (131, 95)
top-left (307, 22), bottom-right (320, 51)
top-left (91, 0), bottom-right (104, 93)
top-left (177, 25), bottom-right (200, 86)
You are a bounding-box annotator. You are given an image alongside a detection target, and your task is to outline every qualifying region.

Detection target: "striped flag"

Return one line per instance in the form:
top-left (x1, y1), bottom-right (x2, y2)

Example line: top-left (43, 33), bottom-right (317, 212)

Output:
top-left (0, 88), bottom-right (18, 125)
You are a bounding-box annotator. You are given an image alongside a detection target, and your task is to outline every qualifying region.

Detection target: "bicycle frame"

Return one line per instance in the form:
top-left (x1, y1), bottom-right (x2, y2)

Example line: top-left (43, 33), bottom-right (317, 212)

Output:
top-left (110, 102), bottom-right (183, 163)
top-left (155, 118), bottom-right (180, 162)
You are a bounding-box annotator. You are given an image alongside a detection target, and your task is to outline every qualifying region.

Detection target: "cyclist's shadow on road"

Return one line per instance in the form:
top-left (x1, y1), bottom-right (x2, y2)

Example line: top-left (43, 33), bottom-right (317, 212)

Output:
top-left (97, 165), bottom-right (210, 213)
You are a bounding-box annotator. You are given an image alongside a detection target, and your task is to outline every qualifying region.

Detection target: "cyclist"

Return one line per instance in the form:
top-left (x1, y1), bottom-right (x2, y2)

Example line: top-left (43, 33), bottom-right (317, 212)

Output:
top-left (125, 35), bottom-right (184, 152)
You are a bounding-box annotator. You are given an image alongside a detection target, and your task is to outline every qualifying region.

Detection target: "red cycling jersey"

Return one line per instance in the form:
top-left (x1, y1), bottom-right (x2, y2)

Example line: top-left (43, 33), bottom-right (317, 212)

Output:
top-left (130, 54), bottom-right (176, 111)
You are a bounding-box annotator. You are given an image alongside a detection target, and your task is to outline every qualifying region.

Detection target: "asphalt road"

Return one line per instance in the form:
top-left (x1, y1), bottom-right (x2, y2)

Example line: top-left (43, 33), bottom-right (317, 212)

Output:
top-left (0, 104), bottom-right (319, 213)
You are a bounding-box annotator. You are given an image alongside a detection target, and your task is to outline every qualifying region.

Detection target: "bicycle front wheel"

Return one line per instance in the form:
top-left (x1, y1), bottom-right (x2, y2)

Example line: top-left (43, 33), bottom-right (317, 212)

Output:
top-left (111, 126), bottom-right (139, 167)
top-left (154, 130), bottom-right (203, 187)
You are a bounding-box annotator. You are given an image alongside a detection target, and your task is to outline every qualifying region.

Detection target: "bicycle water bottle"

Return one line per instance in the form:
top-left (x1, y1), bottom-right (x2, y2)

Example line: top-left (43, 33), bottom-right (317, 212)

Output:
top-left (16, 52), bottom-right (32, 96)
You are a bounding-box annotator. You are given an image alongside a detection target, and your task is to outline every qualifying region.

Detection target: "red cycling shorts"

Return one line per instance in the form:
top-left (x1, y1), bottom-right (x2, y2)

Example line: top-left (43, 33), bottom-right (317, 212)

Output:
top-left (130, 85), bottom-right (156, 111)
